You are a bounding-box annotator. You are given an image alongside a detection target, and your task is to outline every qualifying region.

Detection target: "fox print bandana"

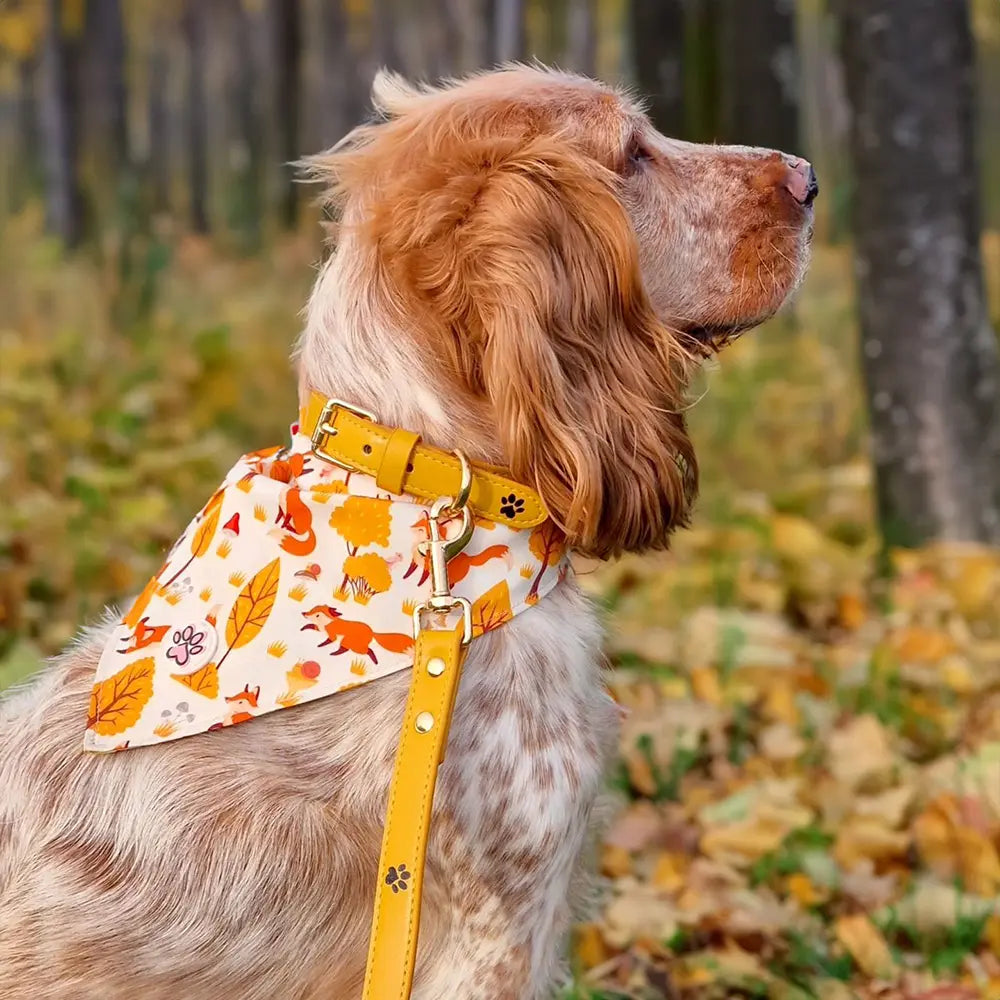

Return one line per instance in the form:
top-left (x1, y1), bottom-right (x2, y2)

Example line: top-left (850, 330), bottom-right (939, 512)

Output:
top-left (85, 429), bottom-right (569, 752)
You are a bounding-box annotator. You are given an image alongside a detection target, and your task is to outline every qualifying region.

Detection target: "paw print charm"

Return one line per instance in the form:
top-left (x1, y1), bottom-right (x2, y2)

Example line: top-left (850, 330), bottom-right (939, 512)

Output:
top-left (385, 863), bottom-right (412, 894)
top-left (500, 493), bottom-right (525, 519)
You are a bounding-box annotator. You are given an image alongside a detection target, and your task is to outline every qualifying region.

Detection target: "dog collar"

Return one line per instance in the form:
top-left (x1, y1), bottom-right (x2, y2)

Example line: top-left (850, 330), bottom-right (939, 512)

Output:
top-left (84, 409), bottom-right (567, 752)
top-left (300, 391), bottom-right (548, 528)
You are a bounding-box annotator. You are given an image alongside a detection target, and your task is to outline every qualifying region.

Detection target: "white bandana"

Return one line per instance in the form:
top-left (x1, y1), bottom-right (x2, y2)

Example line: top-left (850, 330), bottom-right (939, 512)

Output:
top-left (85, 430), bottom-right (569, 752)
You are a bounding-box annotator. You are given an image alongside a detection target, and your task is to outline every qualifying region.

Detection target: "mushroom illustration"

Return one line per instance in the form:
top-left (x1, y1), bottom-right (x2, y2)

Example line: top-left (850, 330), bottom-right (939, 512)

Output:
top-left (222, 512), bottom-right (240, 538)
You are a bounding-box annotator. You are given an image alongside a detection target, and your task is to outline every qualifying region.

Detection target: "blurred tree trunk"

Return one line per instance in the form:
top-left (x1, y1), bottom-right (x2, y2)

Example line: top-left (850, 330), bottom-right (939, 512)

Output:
top-left (567, 0), bottom-right (597, 75)
top-left (39, 0), bottom-right (82, 245)
top-left (630, 0), bottom-right (685, 137)
top-left (184, 0), bottom-right (209, 233)
top-left (14, 55), bottom-right (41, 210)
top-left (494, 0), bottom-right (526, 63)
top-left (372, 0), bottom-right (403, 70)
top-left (719, 0), bottom-right (799, 152)
top-left (268, 0), bottom-right (302, 229)
top-left (319, 0), bottom-right (367, 145)
top-left (684, 0), bottom-right (721, 142)
top-left (839, 0), bottom-right (1000, 547)
top-left (227, 0), bottom-right (263, 246)
top-left (81, 0), bottom-right (128, 204)
top-left (147, 27), bottom-right (171, 213)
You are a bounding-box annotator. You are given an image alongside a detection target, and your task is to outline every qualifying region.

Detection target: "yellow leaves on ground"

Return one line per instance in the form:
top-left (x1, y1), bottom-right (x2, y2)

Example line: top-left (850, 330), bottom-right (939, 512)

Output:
top-left (87, 658), bottom-right (155, 735)
top-left (834, 913), bottom-right (897, 980)
top-left (913, 794), bottom-right (1000, 896)
top-left (169, 661), bottom-right (219, 699)
top-left (224, 558), bottom-right (280, 652)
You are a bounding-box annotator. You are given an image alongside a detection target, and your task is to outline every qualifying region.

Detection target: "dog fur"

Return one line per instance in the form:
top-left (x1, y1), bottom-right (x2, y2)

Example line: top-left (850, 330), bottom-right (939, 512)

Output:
top-left (0, 66), bottom-right (813, 999)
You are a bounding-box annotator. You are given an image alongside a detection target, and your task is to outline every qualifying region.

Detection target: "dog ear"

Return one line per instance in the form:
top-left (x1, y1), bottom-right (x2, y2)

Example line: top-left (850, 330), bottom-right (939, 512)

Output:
top-left (456, 137), bottom-right (699, 558)
top-left (318, 117), bottom-right (698, 558)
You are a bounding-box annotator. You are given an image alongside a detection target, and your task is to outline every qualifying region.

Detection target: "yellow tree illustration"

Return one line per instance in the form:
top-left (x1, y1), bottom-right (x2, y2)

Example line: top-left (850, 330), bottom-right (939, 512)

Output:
top-left (330, 496), bottom-right (392, 595)
top-left (342, 552), bottom-right (395, 604)
top-left (528, 521), bottom-right (567, 601)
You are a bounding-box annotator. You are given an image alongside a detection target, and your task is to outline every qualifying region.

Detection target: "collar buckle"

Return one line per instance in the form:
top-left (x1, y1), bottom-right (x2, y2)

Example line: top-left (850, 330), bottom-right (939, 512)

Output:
top-left (310, 398), bottom-right (378, 470)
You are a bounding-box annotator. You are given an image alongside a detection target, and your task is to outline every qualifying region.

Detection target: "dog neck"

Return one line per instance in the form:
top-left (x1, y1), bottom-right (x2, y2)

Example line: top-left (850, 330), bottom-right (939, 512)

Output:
top-left (296, 243), bottom-right (500, 464)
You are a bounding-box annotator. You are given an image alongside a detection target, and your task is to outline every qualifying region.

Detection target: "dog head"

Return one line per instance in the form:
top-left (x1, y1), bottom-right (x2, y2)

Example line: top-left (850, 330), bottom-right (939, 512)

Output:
top-left (302, 66), bottom-right (814, 559)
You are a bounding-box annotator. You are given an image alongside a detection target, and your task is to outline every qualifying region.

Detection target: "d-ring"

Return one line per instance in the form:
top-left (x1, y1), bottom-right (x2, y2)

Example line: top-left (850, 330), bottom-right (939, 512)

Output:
top-left (452, 450), bottom-right (472, 511)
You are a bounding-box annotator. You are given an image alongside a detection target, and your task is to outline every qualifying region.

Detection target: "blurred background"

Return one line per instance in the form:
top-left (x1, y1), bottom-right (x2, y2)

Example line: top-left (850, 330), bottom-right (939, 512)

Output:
top-left (3, 2), bottom-right (1000, 998)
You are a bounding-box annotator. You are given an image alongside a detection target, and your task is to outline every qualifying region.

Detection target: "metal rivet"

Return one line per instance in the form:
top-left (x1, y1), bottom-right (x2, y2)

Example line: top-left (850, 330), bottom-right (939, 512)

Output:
top-left (415, 712), bottom-right (434, 733)
top-left (426, 657), bottom-right (446, 677)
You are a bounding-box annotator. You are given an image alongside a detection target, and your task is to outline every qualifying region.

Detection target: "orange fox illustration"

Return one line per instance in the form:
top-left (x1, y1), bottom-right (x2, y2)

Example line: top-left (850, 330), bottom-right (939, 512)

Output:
top-left (222, 685), bottom-right (260, 726)
top-left (406, 513), bottom-right (512, 586)
top-left (300, 605), bottom-right (413, 664)
top-left (117, 617), bottom-right (171, 654)
top-left (270, 486), bottom-right (317, 556)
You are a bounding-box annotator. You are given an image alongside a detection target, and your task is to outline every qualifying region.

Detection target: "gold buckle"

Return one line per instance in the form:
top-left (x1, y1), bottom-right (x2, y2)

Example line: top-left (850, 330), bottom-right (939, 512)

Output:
top-left (310, 398), bottom-right (378, 470)
top-left (412, 454), bottom-right (475, 646)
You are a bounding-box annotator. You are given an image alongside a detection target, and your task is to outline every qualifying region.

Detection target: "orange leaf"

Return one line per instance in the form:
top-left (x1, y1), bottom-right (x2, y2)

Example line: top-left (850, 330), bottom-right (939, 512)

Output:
top-left (122, 575), bottom-right (159, 630)
top-left (191, 502), bottom-right (222, 558)
top-left (834, 913), bottom-right (897, 980)
top-left (170, 661), bottom-right (219, 699)
top-left (225, 558), bottom-right (280, 651)
top-left (87, 658), bottom-right (155, 736)
top-left (470, 580), bottom-right (513, 637)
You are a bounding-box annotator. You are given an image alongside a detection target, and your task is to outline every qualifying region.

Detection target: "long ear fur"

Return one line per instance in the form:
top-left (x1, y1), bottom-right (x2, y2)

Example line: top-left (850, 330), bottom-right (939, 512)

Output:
top-left (308, 101), bottom-right (698, 559)
top-left (467, 139), bottom-right (698, 558)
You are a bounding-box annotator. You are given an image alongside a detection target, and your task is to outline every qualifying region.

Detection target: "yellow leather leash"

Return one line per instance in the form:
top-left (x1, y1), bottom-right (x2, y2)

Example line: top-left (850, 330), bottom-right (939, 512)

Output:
top-left (299, 395), bottom-right (545, 999)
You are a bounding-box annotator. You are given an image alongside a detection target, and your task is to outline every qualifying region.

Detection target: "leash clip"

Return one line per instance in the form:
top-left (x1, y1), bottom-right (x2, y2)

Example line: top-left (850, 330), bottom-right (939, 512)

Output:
top-left (412, 451), bottom-right (474, 645)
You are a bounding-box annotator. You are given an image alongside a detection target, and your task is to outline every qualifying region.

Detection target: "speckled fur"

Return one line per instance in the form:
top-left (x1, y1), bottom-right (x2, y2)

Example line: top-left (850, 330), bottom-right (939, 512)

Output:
top-left (0, 67), bottom-right (812, 999)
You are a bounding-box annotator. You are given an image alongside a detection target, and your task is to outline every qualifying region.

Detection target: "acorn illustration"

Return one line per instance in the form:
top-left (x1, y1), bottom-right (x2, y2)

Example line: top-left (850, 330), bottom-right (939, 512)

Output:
top-left (285, 659), bottom-right (321, 695)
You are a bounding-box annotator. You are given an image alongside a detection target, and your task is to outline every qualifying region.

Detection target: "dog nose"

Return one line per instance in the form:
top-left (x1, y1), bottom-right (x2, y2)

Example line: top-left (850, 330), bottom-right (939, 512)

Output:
top-left (784, 157), bottom-right (818, 206)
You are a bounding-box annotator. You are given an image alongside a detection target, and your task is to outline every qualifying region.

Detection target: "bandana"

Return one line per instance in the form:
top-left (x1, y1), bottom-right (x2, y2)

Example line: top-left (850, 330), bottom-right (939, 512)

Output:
top-left (85, 428), bottom-right (568, 752)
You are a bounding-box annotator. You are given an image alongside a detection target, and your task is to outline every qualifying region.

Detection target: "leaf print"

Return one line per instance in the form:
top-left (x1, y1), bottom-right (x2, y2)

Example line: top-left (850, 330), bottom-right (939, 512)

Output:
top-left (121, 574), bottom-right (160, 629)
top-left (87, 658), bottom-right (155, 735)
top-left (190, 503), bottom-right (221, 558)
top-left (170, 661), bottom-right (219, 699)
top-left (222, 557), bottom-right (280, 658)
top-left (470, 580), bottom-right (514, 637)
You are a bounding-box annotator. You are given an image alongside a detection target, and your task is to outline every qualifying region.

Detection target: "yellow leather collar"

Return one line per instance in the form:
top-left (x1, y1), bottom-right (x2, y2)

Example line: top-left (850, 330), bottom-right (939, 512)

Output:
top-left (299, 391), bottom-right (548, 528)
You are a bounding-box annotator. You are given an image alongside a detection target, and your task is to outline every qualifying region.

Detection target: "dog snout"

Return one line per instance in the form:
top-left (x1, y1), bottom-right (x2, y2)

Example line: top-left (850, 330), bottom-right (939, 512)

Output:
top-left (783, 156), bottom-right (819, 206)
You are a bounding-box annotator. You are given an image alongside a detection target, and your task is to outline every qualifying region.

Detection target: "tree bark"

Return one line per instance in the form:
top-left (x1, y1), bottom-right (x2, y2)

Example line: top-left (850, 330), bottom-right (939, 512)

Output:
top-left (719, 0), bottom-right (800, 152)
top-left (39, 0), bottom-right (82, 245)
top-left (183, 0), bottom-right (209, 233)
top-left (839, 0), bottom-right (1000, 546)
top-left (268, 0), bottom-right (303, 229)
top-left (630, 0), bottom-right (685, 138)
top-left (493, 0), bottom-right (526, 64)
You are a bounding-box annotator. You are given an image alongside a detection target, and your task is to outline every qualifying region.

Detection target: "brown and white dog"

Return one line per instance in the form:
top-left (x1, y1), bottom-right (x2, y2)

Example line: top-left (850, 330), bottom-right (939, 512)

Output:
top-left (0, 67), bottom-right (814, 999)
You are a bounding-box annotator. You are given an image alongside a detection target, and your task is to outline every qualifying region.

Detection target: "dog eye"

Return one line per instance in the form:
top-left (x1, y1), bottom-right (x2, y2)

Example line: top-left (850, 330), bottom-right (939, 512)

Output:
top-left (625, 137), bottom-right (653, 173)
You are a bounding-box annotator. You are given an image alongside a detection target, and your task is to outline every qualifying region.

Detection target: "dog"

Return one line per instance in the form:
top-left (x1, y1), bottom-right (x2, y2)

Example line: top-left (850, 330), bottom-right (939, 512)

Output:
top-left (0, 66), bottom-right (815, 999)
